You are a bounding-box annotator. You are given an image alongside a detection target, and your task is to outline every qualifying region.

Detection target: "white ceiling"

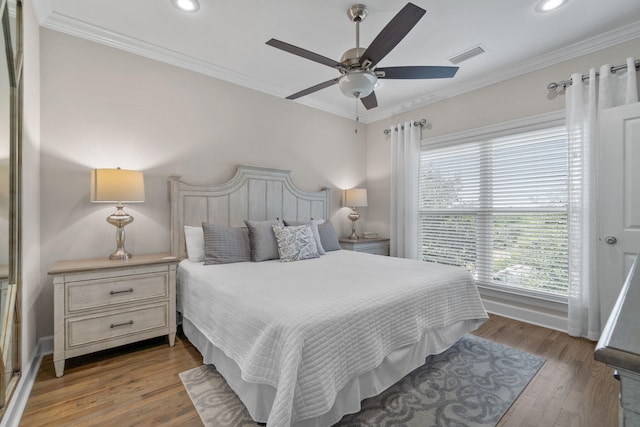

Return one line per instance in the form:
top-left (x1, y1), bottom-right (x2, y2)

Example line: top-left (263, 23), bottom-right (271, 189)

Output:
top-left (33, 0), bottom-right (640, 123)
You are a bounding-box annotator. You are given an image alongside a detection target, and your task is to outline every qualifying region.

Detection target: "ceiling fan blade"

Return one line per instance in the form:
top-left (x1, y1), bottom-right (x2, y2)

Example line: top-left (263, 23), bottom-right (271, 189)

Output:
top-left (286, 78), bottom-right (340, 100)
top-left (359, 3), bottom-right (426, 68)
top-left (377, 66), bottom-right (459, 79)
top-left (360, 91), bottom-right (378, 110)
top-left (266, 39), bottom-right (343, 69)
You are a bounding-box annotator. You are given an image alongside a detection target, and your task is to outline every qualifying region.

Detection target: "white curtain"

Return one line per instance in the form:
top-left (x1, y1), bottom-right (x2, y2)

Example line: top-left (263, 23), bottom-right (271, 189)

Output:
top-left (567, 57), bottom-right (638, 340)
top-left (390, 121), bottom-right (420, 259)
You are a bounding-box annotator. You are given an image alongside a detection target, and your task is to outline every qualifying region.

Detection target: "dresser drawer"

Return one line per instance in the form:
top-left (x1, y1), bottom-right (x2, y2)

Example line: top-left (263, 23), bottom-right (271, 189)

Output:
top-left (66, 272), bottom-right (168, 314)
top-left (66, 303), bottom-right (169, 349)
top-left (339, 238), bottom-right (390, 256)
top-left (357, 246), bottom-right (389, 256)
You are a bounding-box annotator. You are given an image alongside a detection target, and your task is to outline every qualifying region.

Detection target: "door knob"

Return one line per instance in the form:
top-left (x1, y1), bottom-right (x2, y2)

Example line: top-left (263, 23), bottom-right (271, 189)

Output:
top-left (604, 236), bottom-right (617, 245)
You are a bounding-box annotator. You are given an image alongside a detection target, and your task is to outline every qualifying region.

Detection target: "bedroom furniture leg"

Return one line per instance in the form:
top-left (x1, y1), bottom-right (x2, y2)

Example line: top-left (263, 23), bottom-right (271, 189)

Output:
top-left (49, 254), bottom-right (178, 375)
top-left (54, 359), bottom-right (64, 378)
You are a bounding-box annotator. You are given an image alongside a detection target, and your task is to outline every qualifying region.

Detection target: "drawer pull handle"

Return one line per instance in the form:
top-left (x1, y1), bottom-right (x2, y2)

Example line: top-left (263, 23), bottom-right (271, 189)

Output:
top-left (110, 320), bottom-right (134, 329)
top-left (110, 288), bottom-right (134, 295)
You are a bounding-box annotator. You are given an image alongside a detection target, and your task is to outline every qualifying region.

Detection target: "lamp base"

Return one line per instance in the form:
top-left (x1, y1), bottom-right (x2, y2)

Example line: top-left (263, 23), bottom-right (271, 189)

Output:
top-left (109, 247), bottom-right (132, 261)
top-left (106, 205), bottom-right (135, 260)
top-left (348, 208), bottom-right (360, 240)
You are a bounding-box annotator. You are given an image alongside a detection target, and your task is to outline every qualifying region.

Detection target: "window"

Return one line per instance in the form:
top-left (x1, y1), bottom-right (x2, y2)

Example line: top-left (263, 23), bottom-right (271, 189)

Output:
top-left (419, 124), bottom-right (568, 298)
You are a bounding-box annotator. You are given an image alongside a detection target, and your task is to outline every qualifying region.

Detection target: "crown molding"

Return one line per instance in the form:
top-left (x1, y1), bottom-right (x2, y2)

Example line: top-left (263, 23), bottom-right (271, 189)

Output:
top-left (366, 20), bottom-right (640, 123)
top-left (32, 3), bottom-right (359, 122)
top-left (38, 12), bottom-right (284, 98)
top-left (32, 0), bottom-right (640, 125)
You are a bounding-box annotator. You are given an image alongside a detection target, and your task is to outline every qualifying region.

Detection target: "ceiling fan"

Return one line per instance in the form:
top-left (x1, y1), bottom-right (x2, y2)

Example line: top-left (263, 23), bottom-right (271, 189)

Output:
top-left (266, 2), bottom-right (459, 110)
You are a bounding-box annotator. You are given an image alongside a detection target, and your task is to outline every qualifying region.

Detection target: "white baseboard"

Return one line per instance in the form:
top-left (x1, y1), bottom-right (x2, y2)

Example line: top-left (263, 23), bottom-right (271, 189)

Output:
top-left (482, 298), bottom-right (568, 333)
top-left (1, 336), bottom-right (53, 427)
top-left (38, 336), bottom-right (54, 356)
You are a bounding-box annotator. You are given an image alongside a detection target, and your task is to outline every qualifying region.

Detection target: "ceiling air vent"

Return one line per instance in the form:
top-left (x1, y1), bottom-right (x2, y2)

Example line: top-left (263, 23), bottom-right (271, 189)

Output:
top-left (448, 45), bottom-right (486, 65)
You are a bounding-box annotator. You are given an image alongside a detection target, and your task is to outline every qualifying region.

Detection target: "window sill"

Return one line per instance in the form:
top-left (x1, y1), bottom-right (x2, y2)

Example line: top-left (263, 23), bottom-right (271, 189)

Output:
top-left (478, 282), bottom-right (568, 307)
top-left (477, 284), bottom-right (568, 332)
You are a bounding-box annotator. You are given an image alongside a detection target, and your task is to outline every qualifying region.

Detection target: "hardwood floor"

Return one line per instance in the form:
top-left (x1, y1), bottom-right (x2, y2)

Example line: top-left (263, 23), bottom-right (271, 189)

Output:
top-left (480, 316), bottom-right (619, 427)
top-left (19, 315), bottom-right (619, 427)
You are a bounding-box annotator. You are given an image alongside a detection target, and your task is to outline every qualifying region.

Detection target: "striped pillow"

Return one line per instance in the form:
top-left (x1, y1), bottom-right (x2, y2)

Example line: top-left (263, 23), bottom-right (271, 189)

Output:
top-left (202, 222), bottom-right (251, 264)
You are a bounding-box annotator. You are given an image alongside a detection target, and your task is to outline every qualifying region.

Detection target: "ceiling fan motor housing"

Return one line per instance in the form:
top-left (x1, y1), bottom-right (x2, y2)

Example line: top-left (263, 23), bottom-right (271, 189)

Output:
top-left (338, 70), bottom-right (377, 98)
top-left (341, 47), bottom-right (366, 67)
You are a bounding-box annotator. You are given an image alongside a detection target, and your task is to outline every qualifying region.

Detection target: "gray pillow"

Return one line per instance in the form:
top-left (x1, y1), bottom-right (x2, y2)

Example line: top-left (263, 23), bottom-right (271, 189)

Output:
top-left (317, 220), bottom-right (341, 251)
top-left (202, 222), bottom-right (251, 264)
top-left (244, 219), bottom-right (283, 261)
top-left (272, 224), bottom-right (319, 262)
top-left (283, 219), bottom-right (326, 255)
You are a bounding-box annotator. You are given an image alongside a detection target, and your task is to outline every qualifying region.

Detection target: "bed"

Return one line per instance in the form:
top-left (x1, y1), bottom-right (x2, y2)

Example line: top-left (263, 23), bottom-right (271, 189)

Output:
top-left (170, 165), bottom-right (488, 427)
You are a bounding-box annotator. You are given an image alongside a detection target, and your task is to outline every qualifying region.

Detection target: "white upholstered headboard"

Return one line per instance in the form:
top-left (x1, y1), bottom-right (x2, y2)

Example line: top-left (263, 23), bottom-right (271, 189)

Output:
top-left (169, 165), bottom-right (331, 259)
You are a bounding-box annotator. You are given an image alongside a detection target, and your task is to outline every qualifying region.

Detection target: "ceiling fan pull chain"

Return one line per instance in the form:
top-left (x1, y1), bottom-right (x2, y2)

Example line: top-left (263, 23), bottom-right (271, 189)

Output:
top-left (355, 100), bottom-right (359, 134)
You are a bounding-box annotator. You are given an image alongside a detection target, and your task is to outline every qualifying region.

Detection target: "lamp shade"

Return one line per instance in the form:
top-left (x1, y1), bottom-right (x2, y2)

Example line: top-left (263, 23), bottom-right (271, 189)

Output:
top-left (90, 168), bottom-right (145, 203)
top-left (345, 188), bottom-right (368, 207)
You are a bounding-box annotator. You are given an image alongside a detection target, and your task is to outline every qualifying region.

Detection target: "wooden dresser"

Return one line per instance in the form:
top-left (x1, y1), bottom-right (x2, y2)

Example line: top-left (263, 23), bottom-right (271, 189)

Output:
top-left (595, 254), bottom-right (640, 426)
top-left (49, 253), bottom-right (178, 377)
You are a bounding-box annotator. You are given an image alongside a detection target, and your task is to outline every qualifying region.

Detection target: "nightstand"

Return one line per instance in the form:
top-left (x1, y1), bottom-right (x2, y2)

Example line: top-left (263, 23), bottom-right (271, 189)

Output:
top-left (339, 237), bottom-right (390, 256)
top-left (49, 253), bottom-right (178, 377)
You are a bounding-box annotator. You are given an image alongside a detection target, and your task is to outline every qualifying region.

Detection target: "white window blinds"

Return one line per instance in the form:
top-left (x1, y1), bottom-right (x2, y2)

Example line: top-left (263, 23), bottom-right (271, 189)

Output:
top-left (419, 126), bottom-right (569, 297)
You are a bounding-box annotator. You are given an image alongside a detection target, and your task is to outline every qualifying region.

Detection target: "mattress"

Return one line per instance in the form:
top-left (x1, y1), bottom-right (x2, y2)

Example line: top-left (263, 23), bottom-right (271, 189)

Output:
top-left (177, 250), bottom-right (488, 426)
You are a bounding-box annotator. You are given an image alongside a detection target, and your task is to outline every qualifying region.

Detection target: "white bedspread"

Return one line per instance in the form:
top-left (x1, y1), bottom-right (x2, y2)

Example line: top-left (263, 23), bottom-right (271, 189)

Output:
top-left (177, 250), bottom-right (488, 426)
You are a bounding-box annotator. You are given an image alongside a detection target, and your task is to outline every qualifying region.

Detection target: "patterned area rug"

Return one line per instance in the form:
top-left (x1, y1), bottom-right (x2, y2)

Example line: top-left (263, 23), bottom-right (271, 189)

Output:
top-left (179, 334), bottom-right (544, 427)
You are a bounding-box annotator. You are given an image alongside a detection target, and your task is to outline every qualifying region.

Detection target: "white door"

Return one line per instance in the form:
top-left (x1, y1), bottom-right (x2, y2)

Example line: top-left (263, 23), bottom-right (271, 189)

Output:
top-left (598, 101), bottom-right (640, 327)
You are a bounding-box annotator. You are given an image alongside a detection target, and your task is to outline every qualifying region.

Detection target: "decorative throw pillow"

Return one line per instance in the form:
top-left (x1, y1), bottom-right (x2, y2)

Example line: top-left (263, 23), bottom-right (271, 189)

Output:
top-left (202, 222), bottom-right (251, 265)
top-left (272, 224), bottom-right (320, 262)
top-left (283, 219), bottom-right (326, 255)
top-left (184, 225), bottom-right (205, 262)
top-left (244, 219), bottom-right (283, 261)
top-left (317, 220), bottom-right (342, 251)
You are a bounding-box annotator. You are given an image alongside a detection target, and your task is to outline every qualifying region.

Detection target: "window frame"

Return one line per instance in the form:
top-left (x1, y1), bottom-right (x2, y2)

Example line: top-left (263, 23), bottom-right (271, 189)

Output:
top-left (419, 110), bottom-right (568, 304)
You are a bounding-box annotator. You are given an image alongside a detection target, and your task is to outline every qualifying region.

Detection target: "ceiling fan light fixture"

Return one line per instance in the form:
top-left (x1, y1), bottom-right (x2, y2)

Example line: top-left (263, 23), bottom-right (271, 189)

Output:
top-left (338, 70), bottom-right (377, 98)
top-left (171, 0), bottom-right (200, 13)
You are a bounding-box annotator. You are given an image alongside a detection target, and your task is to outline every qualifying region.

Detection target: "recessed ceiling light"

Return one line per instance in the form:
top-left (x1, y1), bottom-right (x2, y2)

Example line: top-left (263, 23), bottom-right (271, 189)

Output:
top-left (535, 0), bottom-right (568, 12)
top-left (171, 0), bottom-right (200, 13)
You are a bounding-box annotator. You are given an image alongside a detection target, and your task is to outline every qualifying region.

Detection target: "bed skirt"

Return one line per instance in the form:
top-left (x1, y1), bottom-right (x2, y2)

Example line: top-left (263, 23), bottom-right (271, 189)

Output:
top-left (183, 317), bottom-right (484, 427)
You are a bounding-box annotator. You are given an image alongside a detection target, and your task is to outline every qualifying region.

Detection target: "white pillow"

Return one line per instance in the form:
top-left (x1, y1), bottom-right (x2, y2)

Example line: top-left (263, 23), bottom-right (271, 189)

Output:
top-left (184, 225), bottom-right (205, 262)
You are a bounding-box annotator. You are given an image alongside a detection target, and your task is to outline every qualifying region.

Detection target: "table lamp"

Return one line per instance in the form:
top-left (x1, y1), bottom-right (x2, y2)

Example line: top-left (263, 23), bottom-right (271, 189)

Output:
top-left (345, 188), bottom-right (368, 240)
top-left (90, 168), bottom-right (145, 260)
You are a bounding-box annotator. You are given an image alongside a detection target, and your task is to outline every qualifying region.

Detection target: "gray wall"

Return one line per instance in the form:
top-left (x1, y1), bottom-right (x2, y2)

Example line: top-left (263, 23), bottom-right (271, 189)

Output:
top-left (38, 29), bottom-right (367, 338)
